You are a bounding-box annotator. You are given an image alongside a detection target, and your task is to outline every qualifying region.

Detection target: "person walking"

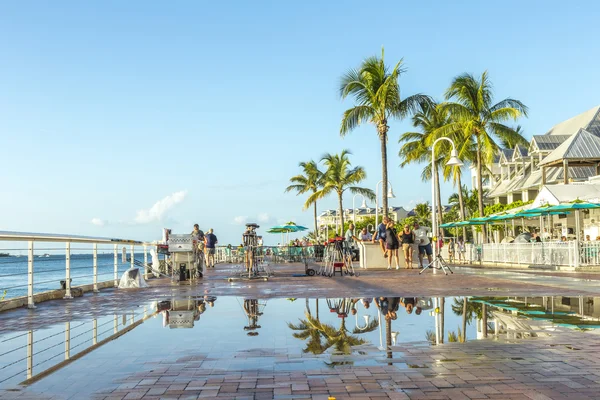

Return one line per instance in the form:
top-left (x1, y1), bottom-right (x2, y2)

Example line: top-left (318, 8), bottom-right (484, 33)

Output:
top-left (448, 238), bottom-right (456, 263)
top-left (205, 228), bottom-right (218, 268)
top-left (413, 222), bottom-right (432, 268)
top-left (373, 216), bottom-right (389, 258)
top-left (400, 224), bottom-right (415, 269)
top-left (457, 236), bottom-right (466, 264)
top-left (385, 221), bottom-right (400, 270)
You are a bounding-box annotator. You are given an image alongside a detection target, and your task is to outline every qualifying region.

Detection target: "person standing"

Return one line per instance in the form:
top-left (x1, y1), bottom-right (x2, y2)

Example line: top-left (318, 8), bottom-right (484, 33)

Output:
top-left (373, 217), bottom-right (389, 258)
top-left (447, 238), bottom-right (456, 263)
top-left (345, 223), bottom-right (359, 261)
top-left (191, 224), bottom-right (205, 271)
top-left (457, 236), bottom-right (466, 264)
top-left (413, 222), bottom-right (432, 268)
top-left (400, 224), bottom-right (415, 269)
top-left (385, 221), bottom-right (400, 270)
top-left (205, 228), bottom-right (218, 268)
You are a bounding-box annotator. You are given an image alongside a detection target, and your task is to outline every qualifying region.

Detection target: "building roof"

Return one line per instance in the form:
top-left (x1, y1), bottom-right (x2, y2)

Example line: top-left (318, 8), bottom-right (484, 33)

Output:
top-left (544, 105), bottom-right (600, 136)
top-left (530, 135), bottom-right (571, 152)
top-left (532, 184), bottom-right (600, 207)
top-left (319, 206), bottom-right (408, 217)
top-left (540, 129), bottom-right (600, 166)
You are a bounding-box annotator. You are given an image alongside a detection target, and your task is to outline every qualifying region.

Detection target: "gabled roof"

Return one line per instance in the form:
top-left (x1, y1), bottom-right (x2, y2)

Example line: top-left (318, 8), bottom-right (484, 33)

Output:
top-left (511, 145), bottom-right (528, 161)
top-left (530, 135), bottom-right (570, 152)
top-left (540, 128), bottom-right (600, 166)
top-left (544, 105), bottom-right (600, 136)
top-left (495, 148), bottom-right (513, 164)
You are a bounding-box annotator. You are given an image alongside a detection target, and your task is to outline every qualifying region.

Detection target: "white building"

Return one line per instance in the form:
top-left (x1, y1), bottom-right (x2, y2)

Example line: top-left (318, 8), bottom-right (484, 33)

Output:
top-left (317, 206), bottom-right (409, 226)
top-left (473, 105), bottom-right (600, 205)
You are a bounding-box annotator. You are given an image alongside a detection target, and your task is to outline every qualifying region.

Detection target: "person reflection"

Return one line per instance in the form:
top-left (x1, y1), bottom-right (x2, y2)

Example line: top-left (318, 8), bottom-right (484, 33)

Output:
top-left (400, 297), bottom-right (419, 314)
top-left (374, 297), bottom-right (400, 320)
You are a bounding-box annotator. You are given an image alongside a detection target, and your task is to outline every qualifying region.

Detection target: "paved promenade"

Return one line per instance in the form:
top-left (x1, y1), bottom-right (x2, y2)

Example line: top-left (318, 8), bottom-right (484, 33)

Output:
top-left (1, 263), bottom-right (600, 400)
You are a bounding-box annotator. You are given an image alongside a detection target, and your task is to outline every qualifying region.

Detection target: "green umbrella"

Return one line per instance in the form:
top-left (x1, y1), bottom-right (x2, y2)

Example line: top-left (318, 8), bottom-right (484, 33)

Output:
top-left (439, 222), bottom-right (457, 228)
top-left (546, 202), bottom-right (600, 212)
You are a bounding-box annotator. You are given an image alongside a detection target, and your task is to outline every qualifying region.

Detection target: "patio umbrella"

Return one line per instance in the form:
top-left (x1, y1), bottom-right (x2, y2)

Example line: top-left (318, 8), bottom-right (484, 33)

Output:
top-left (267, 222), bottom-right (308, 244)
top-left (545, 202), bottom-right (600, 242)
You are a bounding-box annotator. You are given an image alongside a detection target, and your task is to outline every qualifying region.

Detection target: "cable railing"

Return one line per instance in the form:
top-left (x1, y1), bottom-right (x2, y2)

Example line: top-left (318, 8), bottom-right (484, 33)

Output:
top-left (0, 231), bottom-right (151, 309)
top-left (0, 308), bottom-right (151, 386)
top-left (213, 245), bottom-right (325, 266)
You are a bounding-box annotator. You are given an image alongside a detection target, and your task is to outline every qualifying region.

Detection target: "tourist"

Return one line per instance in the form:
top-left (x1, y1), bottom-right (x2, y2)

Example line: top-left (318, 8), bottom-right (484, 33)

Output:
top-left (191, 224), bottom-right (206, 270)
top-left (586, 235), bottom-right (591, 241)
top-left (344, 223), bottom-right (359, 261)
top-left (359, 227), bottom-right (372, 241)
top-left (532, 232), bottom-right (542, 243)
top-left (361, 298), bottom-right (371, 309)
top-left (447, 238), bottom-right (456, 263)
top-left (413, 222), bottom-right (433, 268)
top-left (457, 237), bottom-right (466, 264)
top-left (373, 216), bottom-right (389, 258)
top-left (205, 229), bottom-right (218, 268)
top-left (561, 236), bottom-right (567, 242)
top-left (400, 224), bottom-right (415, 269)
top-left (385, 221), bottom-right (400, 270)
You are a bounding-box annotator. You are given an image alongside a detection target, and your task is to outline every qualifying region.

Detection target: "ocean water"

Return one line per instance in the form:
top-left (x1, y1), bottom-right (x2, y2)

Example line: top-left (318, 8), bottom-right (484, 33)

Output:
top-left (0, 253), bottom-right (145, 299)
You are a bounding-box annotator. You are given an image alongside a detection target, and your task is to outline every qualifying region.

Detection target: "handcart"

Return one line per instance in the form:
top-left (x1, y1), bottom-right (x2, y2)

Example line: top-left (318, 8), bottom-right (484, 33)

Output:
top-left (167, 234), bottom-right (204, 283)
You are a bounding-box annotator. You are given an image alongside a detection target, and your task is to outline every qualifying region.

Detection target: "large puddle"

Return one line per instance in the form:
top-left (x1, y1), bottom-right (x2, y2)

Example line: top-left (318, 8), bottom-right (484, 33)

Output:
top-left (1, 295), bottom-right (600, 398)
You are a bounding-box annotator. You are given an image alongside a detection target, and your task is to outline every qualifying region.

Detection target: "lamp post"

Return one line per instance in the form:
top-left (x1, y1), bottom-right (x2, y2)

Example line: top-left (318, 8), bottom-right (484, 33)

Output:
top-left (353, 194), bottom-right (368, 224)
top-left (375, 180), bottom-right (396, 227)
top-left (431, 138), bottom-right (463, 264)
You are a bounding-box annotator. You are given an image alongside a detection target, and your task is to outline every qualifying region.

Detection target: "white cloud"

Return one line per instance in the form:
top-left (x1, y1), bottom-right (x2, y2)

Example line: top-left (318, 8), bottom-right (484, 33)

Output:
top-left (257, 213), bottom-right (270, 222)
top-left (91, 218), bottom-right (105, 226)
top-left (233, 216), bottom-right (248, 225)
top-left (134, 190), bottom-right (187, 224)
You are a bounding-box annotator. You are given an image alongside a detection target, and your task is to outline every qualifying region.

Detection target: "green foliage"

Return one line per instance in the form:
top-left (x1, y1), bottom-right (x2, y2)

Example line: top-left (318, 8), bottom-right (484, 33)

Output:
top-left (447, 331), bottom-right (459, 342)
top-left (0, 290), bottom-right (6, 301)
top-left (482, 200), bottom-right (533, 217)
top-left (425, 330), bottom-right (436, 345)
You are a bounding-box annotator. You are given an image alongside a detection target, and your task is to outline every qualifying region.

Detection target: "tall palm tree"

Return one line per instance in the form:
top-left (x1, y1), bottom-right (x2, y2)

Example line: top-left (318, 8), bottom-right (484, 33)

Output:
top-left (286, 161), bottom-right (323, 240)
top-left (307, 150), bottom-right (375, 234)
top-left (339, 48), bottom-right (431, 220)
top-left (441, 71), bottom-right (528, 241)
top-left (399, 102), bottom-right (453, 227)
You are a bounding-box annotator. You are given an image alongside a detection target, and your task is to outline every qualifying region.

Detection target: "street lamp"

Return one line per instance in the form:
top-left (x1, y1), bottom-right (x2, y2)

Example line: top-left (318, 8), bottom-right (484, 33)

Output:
top-left (353, 194), bottom-right (368, 224)
top-left (431, 138), bottom-right (463, 265)
top-left (375, 180), bottom-right (396, 227)
top-left (355, 314), bottom-right (371, 330)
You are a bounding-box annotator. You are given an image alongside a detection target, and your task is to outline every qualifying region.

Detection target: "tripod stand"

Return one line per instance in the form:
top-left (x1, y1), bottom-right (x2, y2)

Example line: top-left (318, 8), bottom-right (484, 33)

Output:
top-left (419, 253), bottom-right (454, 275)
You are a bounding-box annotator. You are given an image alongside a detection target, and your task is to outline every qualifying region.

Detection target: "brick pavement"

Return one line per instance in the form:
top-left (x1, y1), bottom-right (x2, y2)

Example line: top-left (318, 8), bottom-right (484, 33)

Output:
top-left (4, 329), bottom-right (600, 400)
top-left (3, 263), bottom-right (600, 399)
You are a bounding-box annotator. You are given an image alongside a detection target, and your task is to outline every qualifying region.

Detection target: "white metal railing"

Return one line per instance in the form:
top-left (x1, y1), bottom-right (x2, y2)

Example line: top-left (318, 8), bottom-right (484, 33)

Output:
top-left (0, 231), bottom-right (148, 309)
top-left (464, 241), bottom-right (600, 268)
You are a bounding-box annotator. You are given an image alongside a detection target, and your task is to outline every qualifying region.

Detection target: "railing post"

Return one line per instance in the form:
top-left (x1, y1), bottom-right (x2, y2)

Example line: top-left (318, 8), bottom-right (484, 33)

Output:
top-left (65, 321), bottom-right (70, 360)
top-left (143, 245), bottom-right (148, 280)
top-left (93, 319), bottom-right (97, 345)
top-left (93, 243), bottom-right (99, 293)
top-left (27, 240), bottom-right (35, 309)
top-left (574, 241), bottom-right (580, 269)
top-left (113, 244), bottom-right (118, 287)
top-left (114, 314), bottom-right (118, 334)
top-left (27, 330), bottom-right (33, 379)
top-left (130, 245), bottom-right (134, 270)
top-left (64, 242), bottom-right (73, 299)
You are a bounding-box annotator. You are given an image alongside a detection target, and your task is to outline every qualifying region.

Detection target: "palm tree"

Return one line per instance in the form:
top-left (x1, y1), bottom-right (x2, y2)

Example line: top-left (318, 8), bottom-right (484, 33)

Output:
top-left (441, 71), bottom-right (528, 242)
top-left (414, 202), bottom-right (431, 226)
top-left (307, 150), bottom-right (375, 234)
top-left (339, 48), bottom-right (431, 220)
top-left (399, 102), bottom-right (453, 227)
top-left (286, 161), bottom-right (323, 240)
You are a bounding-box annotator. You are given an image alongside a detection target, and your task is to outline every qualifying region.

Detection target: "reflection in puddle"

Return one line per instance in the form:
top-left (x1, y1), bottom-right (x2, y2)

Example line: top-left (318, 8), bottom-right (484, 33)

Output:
top-left (1, 295), bottom-right (600, 394)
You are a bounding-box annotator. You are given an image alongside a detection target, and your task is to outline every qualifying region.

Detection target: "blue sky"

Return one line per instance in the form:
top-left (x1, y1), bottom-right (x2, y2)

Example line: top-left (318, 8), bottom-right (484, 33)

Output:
top-left (1, 1), bottom-right (599, 245)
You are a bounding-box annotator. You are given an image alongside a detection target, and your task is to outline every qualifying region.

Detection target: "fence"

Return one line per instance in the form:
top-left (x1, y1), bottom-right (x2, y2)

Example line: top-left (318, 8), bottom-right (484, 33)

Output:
top-left (215, 245), bottom-right (323, 266)
top-left (0, 308), bottom-right (151, 386)
top-left (463, 240), bottom-right (600, 268)
top-left (0, 231), bottom-right (149, 308)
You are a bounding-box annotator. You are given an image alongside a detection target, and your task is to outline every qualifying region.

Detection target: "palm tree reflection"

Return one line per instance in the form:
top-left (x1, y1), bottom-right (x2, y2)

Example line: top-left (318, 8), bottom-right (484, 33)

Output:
top-left (288, 298), bottom-right (378, 362)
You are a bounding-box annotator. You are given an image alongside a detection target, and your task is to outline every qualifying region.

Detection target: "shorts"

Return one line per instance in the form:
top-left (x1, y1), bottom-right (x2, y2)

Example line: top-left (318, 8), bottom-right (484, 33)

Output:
top-left (402, 243), bottom-right (413, 257)
top-left (386, 243), bottom-right (399, 250)
top-left (418, 243), bottom-right (433, 256)
top-left (207, 248), bottom-right (216, 255)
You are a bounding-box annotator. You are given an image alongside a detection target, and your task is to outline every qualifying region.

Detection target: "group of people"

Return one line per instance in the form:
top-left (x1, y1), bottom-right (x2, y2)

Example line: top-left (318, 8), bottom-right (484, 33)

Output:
top-left (191, 224), bottom-right (218, 269)
top-left (371, 217), bottom-right (434, 270)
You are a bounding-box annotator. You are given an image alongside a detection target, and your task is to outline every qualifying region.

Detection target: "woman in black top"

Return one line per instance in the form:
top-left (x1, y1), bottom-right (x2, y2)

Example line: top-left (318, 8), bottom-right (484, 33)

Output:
top-left (385, 221), bottom-right (400, 270)
top-left (400, 225), bottom-right (415, 269)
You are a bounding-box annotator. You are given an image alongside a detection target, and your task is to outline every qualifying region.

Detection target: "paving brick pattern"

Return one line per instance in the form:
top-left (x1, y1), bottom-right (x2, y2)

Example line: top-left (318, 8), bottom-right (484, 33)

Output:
top-left (3, 263), bottom-right (600, 399)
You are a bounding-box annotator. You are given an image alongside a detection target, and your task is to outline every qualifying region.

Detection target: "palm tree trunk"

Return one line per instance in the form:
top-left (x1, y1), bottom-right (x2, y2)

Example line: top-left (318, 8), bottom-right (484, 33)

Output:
top-left (385, 317), bottom-right (392, 364)
top-left (482, 304), bottom-right (488, 338)
top-left (457, 175), bottom-right (467, 241)
top-left (313, 200), bottom-right (318, 242)
top-left (440, 297), bottom-right (445, 344)
top-left (316, 299), bottom-right (319, 320)
top-left (380, 133), bottom-right (389, 218)
top-left (476, 138), bottom-right (487, 243)
top-left (338, 192), bottom-right (344, 236)
top-left (462, 297), bottom-right (467, 342)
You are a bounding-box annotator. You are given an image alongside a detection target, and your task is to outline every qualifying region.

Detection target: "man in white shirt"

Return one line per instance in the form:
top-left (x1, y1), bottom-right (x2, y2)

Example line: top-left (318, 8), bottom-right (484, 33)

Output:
top-left (413, 222), bottom-right (433, 268)
top-left (359, 227), bottom-right (372, 241)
